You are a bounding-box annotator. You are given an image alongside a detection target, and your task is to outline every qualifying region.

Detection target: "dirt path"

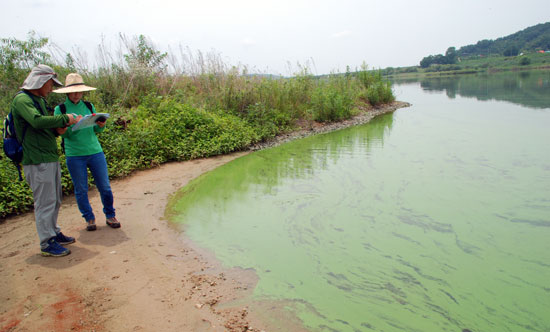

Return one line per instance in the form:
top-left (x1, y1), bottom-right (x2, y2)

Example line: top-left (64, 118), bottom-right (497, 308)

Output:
top-left (0, 152), bottom-right (276, 332)
top-left (0, 101), bottom-right (410, 332)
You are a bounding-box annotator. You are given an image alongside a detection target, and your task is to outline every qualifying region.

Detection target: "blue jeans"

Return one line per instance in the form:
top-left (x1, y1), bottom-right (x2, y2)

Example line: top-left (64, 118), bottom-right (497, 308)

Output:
top-left (66, 152), bottom-right (115, 222)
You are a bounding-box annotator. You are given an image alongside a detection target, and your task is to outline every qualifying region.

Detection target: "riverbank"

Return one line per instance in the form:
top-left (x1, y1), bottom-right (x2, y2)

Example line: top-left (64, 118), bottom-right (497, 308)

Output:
top-left (0, 101), bottom-right (409, 332)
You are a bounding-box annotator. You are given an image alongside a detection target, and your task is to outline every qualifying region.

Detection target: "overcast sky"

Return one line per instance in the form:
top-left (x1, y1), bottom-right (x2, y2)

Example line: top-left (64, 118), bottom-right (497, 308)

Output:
top-left (2, 0), bottom-right (549, 75)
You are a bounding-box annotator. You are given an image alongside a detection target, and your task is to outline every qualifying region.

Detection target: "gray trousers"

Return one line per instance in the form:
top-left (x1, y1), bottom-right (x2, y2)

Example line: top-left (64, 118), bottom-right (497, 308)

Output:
top-left (23, 162), bottom-right (62, 249)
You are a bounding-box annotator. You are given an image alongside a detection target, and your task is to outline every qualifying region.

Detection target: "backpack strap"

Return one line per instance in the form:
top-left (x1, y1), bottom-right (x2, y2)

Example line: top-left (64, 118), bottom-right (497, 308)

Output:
top-left (59, 101), bottom-right (93, 114)
top-left (59, 103), bottom-right (67, 114)
top-left (83, 101), bottom-right (93, 113)
top-left (12, 90), bottom-right (43, 144)
top-left (19, 90), bottom-right (46, 115)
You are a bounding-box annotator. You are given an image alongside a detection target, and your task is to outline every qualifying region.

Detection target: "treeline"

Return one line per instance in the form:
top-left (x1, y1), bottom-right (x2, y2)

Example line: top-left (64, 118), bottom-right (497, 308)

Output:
top-left (420, 47), bottom-right (458, 68)
top-left (420, 22), bottom-right (550, 68)
top-left (458, 22), bottom-right (550, 57)
top-left (0, 32), bottom-right (395, 218)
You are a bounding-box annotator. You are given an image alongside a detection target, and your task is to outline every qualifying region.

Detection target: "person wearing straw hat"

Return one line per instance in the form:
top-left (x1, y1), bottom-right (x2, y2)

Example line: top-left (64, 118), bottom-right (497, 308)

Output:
top-left (11, 64), bottom-right (81, 257)
top-left (54, 73), bottom-right (121, 232)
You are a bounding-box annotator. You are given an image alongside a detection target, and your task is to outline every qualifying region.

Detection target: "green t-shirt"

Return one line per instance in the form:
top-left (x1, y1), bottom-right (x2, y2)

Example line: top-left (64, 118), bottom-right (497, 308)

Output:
top-left (53, 99), bottom-right (105, 157)
top-left (11, 92), bottom-right (69, 165)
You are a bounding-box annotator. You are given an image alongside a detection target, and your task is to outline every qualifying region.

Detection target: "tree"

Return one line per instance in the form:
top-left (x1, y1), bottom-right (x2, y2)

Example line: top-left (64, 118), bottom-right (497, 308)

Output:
top-left (503, 45), bottom-right (519, 56)
top-left (0, 32), bottom-right (52, 106)
top-left (123, 34), bottom-right (167, 72)
top-left (0, 31), bottom-right (51, 70)
top-left (445, 47), bottom-right (458, 64)
top-left (420, 47), bottom-right (457, 68)
top-left (420, 55), bottom-right (434, 68)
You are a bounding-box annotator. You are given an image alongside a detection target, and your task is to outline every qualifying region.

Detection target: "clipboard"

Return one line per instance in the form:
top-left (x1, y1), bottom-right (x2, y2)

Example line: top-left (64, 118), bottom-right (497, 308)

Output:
top-left (71, 113), bottom-right (110, 131)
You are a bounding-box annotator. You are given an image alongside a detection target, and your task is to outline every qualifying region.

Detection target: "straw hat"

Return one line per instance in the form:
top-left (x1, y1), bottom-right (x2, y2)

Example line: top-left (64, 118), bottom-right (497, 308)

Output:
top-left (21, 64), bottom-right (63, 90)
top-left (53, 73), bottom-right (97, 93)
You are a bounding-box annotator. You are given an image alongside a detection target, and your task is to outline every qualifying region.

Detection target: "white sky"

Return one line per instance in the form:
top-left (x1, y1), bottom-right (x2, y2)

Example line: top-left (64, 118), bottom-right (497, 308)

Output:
top-left (2, 0), bottom-right (549, 75)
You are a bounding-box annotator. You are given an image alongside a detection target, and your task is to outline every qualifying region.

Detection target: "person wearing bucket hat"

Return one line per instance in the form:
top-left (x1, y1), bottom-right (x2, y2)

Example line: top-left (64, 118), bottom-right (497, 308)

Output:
top-left (10, 64), bottom-right (82, 257)
top-left (54, 73), bottom-right (121, 231)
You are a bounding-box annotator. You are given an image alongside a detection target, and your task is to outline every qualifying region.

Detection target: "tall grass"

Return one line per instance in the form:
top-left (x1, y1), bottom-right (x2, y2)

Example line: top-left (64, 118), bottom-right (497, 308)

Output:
top-left (0, 33), bottom-right (395, 218)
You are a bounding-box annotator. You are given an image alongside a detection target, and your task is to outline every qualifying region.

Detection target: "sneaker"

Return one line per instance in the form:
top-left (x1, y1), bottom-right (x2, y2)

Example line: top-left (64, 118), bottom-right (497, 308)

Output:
top-left (106, 217), bottom-right (121, 228)
top-left (55, 232), bottom-right (75, 245)
top-left (86, 219), bottom-right (97, 231)
top-left (41, 238), bottom-right (71, 257)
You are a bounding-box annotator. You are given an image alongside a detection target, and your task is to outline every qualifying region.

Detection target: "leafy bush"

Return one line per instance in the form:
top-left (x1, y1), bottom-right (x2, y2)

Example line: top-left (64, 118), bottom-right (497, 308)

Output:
top-left (0, 157), bottom-right (34, 217)
top-left (311, 86), bottom-right (355, 122)
top-left (244, 102), bottom-right (292, 141)
top-left (519, 57), bottom-right (531, 66)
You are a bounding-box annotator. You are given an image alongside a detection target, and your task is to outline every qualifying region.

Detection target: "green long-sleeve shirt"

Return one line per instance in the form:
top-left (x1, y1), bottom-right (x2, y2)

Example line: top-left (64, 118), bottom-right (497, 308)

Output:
top-left (53, 98), bottom-right (105, 157)
top-left (11, 92), bottom-right (70, 165)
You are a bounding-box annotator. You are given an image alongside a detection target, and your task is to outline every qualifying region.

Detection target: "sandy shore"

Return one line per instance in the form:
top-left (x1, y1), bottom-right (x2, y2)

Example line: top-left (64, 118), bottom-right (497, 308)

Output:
top-left (0, 101), bottom-right (409, 332)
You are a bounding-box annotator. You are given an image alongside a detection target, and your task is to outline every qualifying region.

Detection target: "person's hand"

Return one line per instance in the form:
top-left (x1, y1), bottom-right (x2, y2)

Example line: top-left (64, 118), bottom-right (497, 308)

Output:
top-left (66, 113), bottom-right (77, 125)
top-left (56, 127), bottom-right (67, 135)
top-left (66, 113), bottom-right (83, 125)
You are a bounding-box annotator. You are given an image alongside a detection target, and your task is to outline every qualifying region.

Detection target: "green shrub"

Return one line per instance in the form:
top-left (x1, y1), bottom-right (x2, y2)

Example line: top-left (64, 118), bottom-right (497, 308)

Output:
top-left (0, 157), bottom-right (33, 217)
top-left (244, 102), bottom-right (292, 141)
top-left (519, 57), bottom-right (531, 66)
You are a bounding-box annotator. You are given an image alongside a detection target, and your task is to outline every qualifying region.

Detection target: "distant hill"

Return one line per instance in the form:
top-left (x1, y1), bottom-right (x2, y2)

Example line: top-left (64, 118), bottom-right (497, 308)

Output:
top-left (458, 22), bottom-right (550, 57)
top-left (420, 22), bottom-right (550, 67)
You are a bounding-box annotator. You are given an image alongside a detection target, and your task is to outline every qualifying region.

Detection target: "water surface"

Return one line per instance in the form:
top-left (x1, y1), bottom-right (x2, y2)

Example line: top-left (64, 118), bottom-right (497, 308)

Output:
top-left (170, 70), bottom-right (550, 332)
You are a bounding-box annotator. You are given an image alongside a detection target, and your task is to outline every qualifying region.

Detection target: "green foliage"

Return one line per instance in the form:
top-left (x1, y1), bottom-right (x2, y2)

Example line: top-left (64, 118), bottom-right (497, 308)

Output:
top-left (310, 74), bottom-right (359, 122)
top-left (0, 31), bottom-right (50, 70)
top-left (363, 81), bottom-right (395, 106)
top-left (424, 64), bottom-right (462, 72)
top-left (445, 47), bottom-right (458, 64)
top-left (458, 22), bottom-right (550, 57)
top-left (244, 102), bottom-right (292, 141)
top-left (519, 56), bottom-right (531, 66)
top-left (95, 97), bottom-right (255, 179)
top-left (0, 32), bottom-right (52, 116)
top-left (503, 45), bottom-right (520, 57)
top-left (418, 22), bottom-right (550, 69)
top-left (0, 157), bottom-right (34, 217)
top-left (420, 47), bottom-right (459, 68)
top-left (124, 34), bottom-right (167, 70)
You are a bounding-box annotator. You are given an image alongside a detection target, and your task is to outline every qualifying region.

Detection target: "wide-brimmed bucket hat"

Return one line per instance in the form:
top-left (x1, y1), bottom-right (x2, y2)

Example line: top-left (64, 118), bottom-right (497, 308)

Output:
top-left (20, 64), bottom-right (63, 90)
top-left (53, 73), bottom-right (97, 93)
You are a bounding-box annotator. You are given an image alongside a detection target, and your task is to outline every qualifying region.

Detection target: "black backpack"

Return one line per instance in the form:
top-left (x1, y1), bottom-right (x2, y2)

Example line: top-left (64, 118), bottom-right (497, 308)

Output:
top-left (2, 90), bottom-right (45, 181)
top-left (58, 101), bottom-right (93, 154)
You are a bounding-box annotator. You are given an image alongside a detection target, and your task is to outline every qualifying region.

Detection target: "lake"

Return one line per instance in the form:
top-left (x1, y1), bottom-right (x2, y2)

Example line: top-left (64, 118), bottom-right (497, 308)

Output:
top-left (169, 70), bottom-right (550, 332)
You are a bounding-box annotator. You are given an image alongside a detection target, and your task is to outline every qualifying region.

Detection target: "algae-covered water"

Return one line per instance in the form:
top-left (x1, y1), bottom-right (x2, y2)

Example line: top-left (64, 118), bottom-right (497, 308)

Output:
top-left (169, 71), bottom-right (550, 332)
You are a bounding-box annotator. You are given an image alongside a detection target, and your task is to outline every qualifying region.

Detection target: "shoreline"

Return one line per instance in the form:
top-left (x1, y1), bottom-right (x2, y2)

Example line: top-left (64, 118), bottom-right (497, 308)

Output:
top-left (0, 101), bottom-right (409, 332)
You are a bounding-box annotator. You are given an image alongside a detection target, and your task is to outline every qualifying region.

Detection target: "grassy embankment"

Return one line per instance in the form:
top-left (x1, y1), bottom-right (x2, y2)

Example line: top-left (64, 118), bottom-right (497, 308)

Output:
top-left (0, 34), bottom-right (395, 218)
top-left (381, 52), bottom-right (550, 79)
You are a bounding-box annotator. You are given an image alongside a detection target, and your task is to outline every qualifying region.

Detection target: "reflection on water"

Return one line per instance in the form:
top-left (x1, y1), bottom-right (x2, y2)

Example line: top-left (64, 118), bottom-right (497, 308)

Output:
top-left (171, 114), bottom-right (394, 212)
top-left (170, 73), bottom-right (550, 331)
top-left (393, 69), bottom-right (550, 109)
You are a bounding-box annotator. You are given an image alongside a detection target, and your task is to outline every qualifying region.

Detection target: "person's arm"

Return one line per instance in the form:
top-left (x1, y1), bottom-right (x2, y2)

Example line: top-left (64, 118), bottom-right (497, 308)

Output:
top-left (16, 95), bottom-right (71, 129)
top-left (53, 105), bottom-right (73, 136)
